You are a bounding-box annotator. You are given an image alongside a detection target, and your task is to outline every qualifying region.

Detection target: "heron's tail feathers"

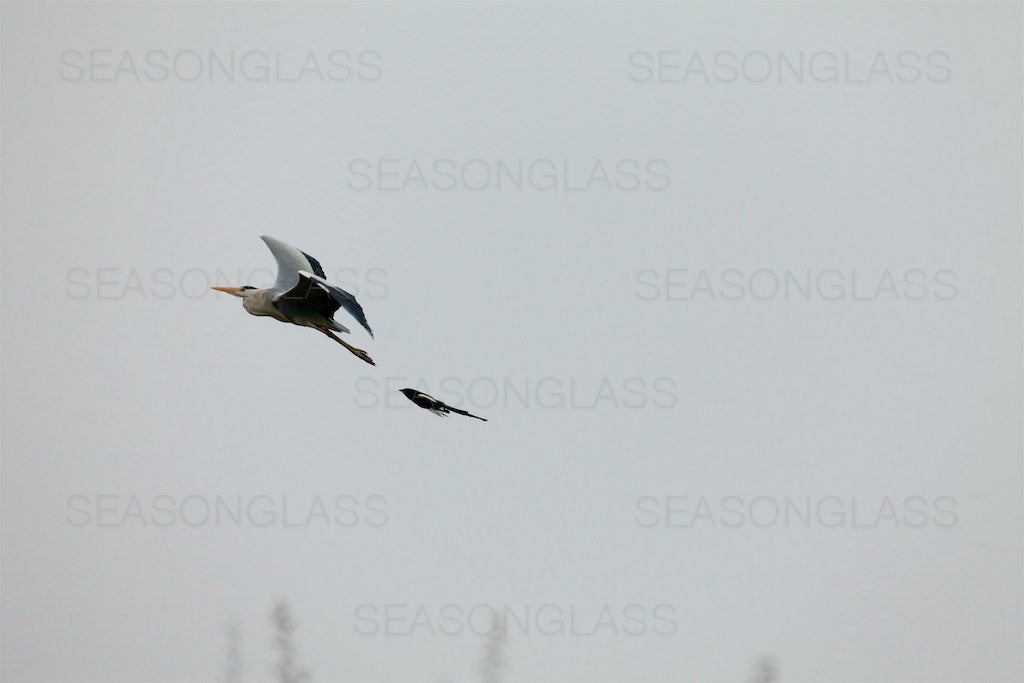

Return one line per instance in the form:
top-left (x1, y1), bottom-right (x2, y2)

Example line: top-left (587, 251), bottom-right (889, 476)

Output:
top-left (328, 319), bottom-right (352, 334)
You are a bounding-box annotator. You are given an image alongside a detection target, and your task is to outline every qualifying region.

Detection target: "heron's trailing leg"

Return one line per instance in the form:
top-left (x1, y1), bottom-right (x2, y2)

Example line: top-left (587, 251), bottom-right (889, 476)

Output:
top-left (320, 328), bottom-right (375, 366)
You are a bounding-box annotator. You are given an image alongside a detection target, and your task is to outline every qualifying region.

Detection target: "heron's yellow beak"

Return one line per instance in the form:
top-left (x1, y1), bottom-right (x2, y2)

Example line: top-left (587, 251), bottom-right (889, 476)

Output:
top-left (211, 286), bottom-right (244, 297)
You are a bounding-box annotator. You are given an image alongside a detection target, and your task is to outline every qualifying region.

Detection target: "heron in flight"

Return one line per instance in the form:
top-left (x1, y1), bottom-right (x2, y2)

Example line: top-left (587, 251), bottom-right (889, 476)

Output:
top-left (400, 388), bottom-right (488, 421)
top-left (212, 235), bottom-right (375, 365)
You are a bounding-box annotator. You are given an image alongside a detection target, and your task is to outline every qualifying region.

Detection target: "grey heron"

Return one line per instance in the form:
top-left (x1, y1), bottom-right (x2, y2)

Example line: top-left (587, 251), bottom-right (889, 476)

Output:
top-left (212, 235), bottom-right (375, 366)
top-left (400, 388), bottom-right (488, 421)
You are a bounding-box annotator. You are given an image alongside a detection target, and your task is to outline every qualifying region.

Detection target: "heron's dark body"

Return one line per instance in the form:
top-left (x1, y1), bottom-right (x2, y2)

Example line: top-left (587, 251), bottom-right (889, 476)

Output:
top-left (242, 287), bottom-right (348, 333)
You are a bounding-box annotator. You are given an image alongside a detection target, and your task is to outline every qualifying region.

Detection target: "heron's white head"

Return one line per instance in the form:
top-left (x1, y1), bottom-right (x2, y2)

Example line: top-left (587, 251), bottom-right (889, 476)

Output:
top-left (210, 285), bottom-right (258, 298)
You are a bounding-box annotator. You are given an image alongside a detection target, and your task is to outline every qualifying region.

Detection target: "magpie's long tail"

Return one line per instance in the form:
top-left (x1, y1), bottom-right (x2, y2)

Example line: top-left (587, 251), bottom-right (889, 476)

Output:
top-left (445, 404), bottom-right (488, 422)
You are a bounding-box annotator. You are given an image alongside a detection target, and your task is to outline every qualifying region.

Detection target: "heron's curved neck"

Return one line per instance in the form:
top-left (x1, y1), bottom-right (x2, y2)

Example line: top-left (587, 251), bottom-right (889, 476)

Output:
top-left (242, 289), bottom-right (285, 320)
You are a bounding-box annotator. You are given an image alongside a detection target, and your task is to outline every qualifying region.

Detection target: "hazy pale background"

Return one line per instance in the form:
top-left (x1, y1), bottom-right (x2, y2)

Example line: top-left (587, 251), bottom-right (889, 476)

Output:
top-left (2, 2), bottom-right (1021, 682)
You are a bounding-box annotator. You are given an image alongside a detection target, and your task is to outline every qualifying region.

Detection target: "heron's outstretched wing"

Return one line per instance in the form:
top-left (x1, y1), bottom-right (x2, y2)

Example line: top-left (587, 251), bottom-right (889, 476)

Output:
top-left (276, 270), bottom-right (374, 337)
top-left (300, 250), bottom-right (326, 278)
top-left (261, 235), bottom-right (319, 293)
top-left (306, 271), bottom-right (373, 337)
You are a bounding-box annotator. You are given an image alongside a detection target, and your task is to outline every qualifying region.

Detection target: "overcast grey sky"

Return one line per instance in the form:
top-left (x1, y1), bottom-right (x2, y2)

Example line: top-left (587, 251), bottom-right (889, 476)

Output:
top-left (1, 2), bottom-right (1021, 682)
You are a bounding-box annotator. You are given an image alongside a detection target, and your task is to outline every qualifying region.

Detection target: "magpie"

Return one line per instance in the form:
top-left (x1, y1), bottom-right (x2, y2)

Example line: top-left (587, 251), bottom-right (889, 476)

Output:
top-left (399, 388), bottom-right (488, 421)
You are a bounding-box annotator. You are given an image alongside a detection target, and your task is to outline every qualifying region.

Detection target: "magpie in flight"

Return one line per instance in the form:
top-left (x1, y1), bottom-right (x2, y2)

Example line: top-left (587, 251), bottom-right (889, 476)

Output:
top-left (400, 388), bottom-right (488, 421)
